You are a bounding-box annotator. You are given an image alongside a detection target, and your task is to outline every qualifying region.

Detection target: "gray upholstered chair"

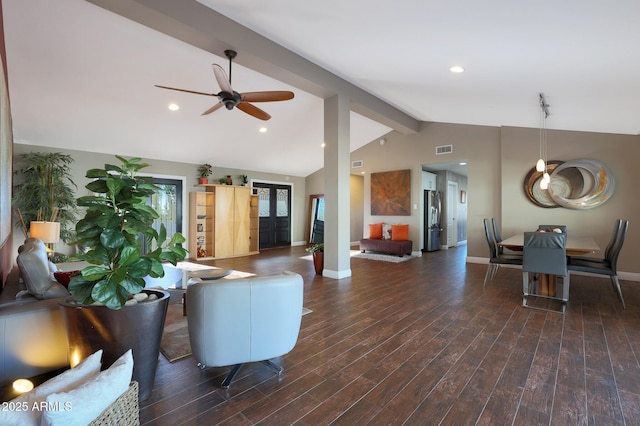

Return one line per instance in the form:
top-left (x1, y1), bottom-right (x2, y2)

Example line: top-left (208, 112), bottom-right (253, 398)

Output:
top-left (522, 231), bottom-right (570, 309)
top-left (186, 271), bottom-right (304, 388)
top-left (568, 219), bottom-right (628, 308)
top-left (483, 218), bottom-right (522, 287)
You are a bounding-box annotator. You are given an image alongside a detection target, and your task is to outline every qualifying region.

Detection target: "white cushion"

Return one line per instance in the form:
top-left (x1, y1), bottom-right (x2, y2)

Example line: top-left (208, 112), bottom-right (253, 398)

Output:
top-left (41, 349), bottom-right (133, 426)
top-left (0, 350), bottom-right (103, 426)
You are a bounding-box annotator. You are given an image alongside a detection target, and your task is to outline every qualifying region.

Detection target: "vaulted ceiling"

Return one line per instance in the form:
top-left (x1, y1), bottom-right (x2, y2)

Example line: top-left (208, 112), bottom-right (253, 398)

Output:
top-left (4, 0), bottom-right (639, 177)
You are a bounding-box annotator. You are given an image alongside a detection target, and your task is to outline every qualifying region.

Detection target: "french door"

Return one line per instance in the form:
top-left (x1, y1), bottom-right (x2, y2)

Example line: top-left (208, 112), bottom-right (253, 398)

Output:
top-left (254, 182), bottom-right (292, 249)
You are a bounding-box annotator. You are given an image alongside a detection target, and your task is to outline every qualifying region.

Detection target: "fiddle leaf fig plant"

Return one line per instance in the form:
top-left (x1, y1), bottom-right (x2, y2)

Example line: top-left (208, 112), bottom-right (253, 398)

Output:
top-left (69, 155), bottom-right (187, 309)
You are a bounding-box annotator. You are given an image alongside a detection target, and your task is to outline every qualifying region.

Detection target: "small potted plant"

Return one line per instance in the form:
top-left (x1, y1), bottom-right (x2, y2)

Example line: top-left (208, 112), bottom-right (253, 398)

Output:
top-left (238, 174), bottom-right (248, 186)
top-left (306, 243), bottom-right (324, 275)
top-left (197, 163), bottom-right (213, 184)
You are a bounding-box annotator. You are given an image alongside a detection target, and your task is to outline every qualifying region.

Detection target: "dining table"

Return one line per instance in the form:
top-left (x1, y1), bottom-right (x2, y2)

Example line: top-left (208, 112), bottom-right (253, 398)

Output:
top-left (499, 234), bottom-right (600, 256)
top-left (499, 233), bottom-right (600, 299)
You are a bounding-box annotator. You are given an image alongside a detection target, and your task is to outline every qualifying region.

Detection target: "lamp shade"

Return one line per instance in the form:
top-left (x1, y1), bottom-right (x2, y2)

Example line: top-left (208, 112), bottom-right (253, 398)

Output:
top-left (30, 221), bottom-right (60, 243)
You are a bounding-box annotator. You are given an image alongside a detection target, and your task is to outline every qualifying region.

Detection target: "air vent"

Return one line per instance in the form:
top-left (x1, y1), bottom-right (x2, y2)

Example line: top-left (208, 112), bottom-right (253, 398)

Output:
top-left (435, 144), bottom-right (453, 155)
top-left (351, 160), bottom-right (364, 168)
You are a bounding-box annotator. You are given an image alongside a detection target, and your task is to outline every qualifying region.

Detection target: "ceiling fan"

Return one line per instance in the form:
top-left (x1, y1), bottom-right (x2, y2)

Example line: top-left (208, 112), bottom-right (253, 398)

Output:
top-left (155, 50), bottom-right (294, 121)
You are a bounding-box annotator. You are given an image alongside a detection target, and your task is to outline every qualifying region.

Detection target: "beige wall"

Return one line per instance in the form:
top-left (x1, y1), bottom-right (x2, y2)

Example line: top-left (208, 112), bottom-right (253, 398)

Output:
top-left (12, 144), bottom-right (307, 255)
top-left (310, 122), bottom-right (640, 275)
top-left (303, 170), bottom-right (365, 244)
top-left (347, 123), bottom-right (500, 255)
top-left (350, 175), bottom-right (364, 242)
top-left (498, 126), bottom-right (639, 274)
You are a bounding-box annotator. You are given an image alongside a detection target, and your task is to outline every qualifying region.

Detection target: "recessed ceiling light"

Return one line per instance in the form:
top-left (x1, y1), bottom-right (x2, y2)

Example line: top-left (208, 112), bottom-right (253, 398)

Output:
top-left (450, 66), bottom-right (465, 73)
top-left (321, 142), bottom-right (326, 148)
top-left (459, 162), bottom-right (467, 166)
top-left (259, 127), bottom-right (267, 133)
top-left (168, 103), bottom-right (179, 111)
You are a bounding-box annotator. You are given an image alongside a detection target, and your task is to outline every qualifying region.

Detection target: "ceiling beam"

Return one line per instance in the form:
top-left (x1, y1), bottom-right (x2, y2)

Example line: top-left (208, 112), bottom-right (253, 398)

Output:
top-left (86, 0), bottom-right (420, 134)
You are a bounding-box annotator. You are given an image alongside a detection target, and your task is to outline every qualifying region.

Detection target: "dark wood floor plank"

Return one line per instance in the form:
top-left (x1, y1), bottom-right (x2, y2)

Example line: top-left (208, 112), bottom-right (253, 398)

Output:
top-left (477, 384), bottom-right (522, 425)
top-left (585, 370), bottom-right (624, 421)
top-left (134, 245), bottom-right (640, 425)
top-left (551, 383), bottom-right (587, 425)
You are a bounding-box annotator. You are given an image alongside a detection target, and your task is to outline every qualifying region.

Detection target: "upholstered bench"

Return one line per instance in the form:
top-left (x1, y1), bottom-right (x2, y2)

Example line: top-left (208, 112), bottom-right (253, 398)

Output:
top-left (359, 238), bottom-right (412, 257)
top-left (360, 222), bottom-right (412, 257)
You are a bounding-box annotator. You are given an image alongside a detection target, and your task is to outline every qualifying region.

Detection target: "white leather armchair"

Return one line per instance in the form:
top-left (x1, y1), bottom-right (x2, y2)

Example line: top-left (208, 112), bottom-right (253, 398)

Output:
top-left (186, 270), bottom-right (304, 388)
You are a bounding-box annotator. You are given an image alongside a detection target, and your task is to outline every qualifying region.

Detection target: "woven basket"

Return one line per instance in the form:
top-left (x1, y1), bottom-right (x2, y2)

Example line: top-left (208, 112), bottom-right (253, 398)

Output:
top-left (89, 381), bottom-right (140, 425)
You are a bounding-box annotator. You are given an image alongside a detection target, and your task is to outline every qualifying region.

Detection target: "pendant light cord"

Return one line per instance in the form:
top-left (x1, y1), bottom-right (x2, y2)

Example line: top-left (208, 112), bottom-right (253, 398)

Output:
top-left (539, 93), bottom-right (550, 172)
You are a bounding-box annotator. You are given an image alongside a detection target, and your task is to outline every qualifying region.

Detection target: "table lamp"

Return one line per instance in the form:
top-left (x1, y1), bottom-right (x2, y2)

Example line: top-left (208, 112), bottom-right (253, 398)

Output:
top-left (30, 221), bottom-right (61, 255)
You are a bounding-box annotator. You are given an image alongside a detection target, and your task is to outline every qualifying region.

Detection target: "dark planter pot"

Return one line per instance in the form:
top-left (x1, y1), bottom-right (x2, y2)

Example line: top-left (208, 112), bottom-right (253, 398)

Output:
top-left (313, 252), bottom-right (324, 275)
top-left (58, 289), bottom-right (170, 401)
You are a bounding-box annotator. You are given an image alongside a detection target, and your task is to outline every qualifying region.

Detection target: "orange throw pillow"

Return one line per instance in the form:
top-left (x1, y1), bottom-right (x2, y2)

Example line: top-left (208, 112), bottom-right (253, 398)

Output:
top-left (391, 224), bottom-right (409, 241)
top-left (369, 223), bottom-right (383, 239)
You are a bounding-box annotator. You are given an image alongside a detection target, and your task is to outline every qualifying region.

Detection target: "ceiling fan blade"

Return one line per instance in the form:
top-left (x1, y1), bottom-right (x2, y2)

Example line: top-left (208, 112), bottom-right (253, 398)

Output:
top-left (212, 64), bottom-right (233, 94)
top-left (241, 91), bottom-right (295, 102)
top-left (154, 85), bottom-right (216, 96)
top-left (201, 102), bottom-right (224, 116)
top-left (236, 102), bottom-right (271, 121)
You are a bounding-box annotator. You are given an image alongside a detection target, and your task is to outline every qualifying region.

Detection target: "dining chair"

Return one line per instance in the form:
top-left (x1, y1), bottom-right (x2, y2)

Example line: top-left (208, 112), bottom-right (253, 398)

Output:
top-left (522, 231), bottom-right (570, 310)
top-left (568, 219), bottom-right (622, 265)
top-left (568, 219), bottom-right (628, 309)
top-left (483, 218), bottom-right (522, 288)
top-left (491, 218), bottom-right (504, 254)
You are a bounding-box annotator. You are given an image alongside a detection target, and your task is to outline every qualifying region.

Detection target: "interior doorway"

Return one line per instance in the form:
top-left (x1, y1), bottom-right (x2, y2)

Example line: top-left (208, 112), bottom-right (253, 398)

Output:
top-left (421, 162), bottom-right (468, 250)
top-left (446, 181), bottom-right (459, 247)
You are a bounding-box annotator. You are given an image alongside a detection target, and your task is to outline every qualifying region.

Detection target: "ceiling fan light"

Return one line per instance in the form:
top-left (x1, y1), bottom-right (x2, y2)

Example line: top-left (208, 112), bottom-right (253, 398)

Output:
top-left (536, 158), bottom-right (545, 172)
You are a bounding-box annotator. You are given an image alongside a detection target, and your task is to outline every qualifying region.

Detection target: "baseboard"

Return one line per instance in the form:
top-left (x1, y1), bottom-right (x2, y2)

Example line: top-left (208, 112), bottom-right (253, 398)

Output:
top-left (323, 268), bottom-right (352, 279)
top-left (466, 257), bottom-right (640, 282)
top-left (466, 256), bottom-right (488, 264)
top-left (617, 271), bottom-right (640, 282)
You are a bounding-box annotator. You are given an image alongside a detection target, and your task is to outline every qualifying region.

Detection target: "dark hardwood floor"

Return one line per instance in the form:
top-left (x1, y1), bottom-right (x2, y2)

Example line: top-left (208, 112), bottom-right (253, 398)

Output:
top-left (140, 245), bottom-right (640, 425)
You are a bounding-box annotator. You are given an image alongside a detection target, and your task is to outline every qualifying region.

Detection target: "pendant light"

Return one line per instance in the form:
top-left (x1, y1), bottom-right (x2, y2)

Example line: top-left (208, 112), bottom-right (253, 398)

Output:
top-left (537, 93), bottom-right (550, 189)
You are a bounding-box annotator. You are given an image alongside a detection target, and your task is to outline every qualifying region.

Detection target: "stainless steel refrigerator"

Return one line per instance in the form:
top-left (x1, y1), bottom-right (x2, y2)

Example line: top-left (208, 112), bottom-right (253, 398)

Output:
top-left (423, 190), bottom-right (442, 252)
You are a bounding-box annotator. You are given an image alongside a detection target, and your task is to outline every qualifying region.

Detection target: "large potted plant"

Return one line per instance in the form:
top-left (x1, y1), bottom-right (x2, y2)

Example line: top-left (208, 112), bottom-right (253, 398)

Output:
top-left (306, 243), bottom-right (324, 275)
top-left (59, 155), bottom-right (187, 400)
